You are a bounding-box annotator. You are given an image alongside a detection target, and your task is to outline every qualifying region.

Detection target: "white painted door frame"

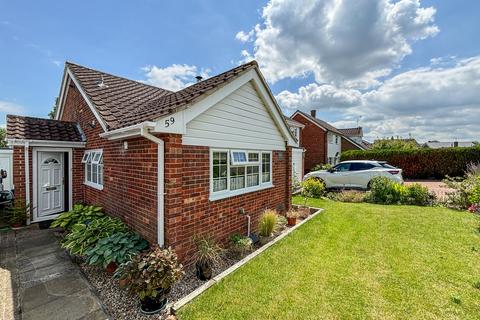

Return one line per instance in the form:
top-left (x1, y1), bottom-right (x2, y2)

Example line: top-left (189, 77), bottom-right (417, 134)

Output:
top-left (32, 147), bottom-right (73, 222)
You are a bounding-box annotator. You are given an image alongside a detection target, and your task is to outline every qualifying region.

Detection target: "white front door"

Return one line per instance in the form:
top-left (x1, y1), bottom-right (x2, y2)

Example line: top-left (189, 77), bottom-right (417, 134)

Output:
top-left (38, 151), bottom-right (64, 217)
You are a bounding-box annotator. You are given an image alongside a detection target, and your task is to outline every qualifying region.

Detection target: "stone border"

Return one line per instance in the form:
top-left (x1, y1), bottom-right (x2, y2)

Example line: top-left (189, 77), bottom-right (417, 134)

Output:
top-left (171, 206), bottom-right (323, 312)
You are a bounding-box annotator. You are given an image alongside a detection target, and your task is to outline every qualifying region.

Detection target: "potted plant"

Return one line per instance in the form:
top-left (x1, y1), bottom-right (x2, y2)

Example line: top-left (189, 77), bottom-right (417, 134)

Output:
top-left (286, 210), bottom-right (299, 226)
top-left (193, 235), bottom-right (223, 281)
top-left (258, 209), bottom-right (278, 245)
top-left (115, 245), bottom-right (183, 314)
top-left (7, 201), bottom-right (29, 229)
top-left (85, 231), bottom-right (148, 274)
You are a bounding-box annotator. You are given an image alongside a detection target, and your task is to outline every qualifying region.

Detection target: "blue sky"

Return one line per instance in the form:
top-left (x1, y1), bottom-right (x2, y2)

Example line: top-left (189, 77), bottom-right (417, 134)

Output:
top-left (1, 0), bottom-right (479, 141)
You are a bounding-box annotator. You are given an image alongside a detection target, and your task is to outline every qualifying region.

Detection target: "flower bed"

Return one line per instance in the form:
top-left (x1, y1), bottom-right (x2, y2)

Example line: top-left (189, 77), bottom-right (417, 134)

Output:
top-left (54, 205), bottom-right (320, 319)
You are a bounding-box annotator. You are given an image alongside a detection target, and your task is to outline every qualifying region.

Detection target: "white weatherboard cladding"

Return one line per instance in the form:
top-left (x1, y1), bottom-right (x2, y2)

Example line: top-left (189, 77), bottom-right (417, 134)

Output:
top-left (183, 81), bottom-right (286, 150)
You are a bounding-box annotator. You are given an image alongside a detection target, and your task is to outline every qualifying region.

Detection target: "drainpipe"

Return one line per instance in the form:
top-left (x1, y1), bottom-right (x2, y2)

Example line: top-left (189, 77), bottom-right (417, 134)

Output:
top-left (24, 141), bottom-right (31, 225)
top-left (140, 127), bottom-right (165, 247)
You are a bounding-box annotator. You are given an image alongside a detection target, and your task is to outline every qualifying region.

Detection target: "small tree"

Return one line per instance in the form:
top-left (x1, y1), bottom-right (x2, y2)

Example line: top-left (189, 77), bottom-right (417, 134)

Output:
top-left (0, 128), bottom-right (7, 148)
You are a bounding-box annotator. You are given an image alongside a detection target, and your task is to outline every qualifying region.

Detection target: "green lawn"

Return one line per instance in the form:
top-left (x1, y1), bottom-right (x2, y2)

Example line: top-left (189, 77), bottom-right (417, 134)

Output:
top-left (178, 197), bottom-right (480, 320)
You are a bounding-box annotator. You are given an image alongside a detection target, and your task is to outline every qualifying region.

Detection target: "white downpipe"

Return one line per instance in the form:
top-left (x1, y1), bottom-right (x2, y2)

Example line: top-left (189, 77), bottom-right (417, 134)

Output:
top-left (140, 127), bottom-right (165, 247)
top-left (246, 215), bottom-right (251, 237)
top-left (24, 142), bottom-right (31, 225)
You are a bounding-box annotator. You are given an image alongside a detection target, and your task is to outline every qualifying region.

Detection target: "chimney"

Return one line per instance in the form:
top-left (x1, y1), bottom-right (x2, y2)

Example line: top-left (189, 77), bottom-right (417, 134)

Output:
top-left (310, 110), bottom-right (316, 118)
top-left (454, 141), bottom-right (459, 147)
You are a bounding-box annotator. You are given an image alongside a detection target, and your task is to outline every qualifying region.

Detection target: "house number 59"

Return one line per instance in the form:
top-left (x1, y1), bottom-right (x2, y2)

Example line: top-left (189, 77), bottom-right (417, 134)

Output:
top-left (164, 117), bottom-right (175, 127)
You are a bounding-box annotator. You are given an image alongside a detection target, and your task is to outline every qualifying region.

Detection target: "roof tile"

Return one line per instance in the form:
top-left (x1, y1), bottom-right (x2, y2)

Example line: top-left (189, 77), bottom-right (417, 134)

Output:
top-left (6, 115), bottom-right (84, 142)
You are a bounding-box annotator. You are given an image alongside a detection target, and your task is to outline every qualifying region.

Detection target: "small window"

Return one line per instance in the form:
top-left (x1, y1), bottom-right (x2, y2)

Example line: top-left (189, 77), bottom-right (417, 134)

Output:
top-left (212, 151), bottom-right (228, 192)
top-left (246, 165), bottom-right (259, 187)
top-left (334, 163), bottom-right (350, 172)
top-left (262, 153), bottom-right (271, 183)
top-left (335, 135), bottom-right (339, 144)
top-left (84, 150), bottom-right (103, 190)
top-left (230, 166), bottom-right (245, 190)
top-left (248, 152), bottom-right (259, 163)
top-left (231, 151), bottom-right (248, 165)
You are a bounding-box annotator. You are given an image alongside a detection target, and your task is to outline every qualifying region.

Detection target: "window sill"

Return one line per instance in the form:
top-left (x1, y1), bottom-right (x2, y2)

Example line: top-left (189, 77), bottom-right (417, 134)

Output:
top-left (209, 183), bottom-right (274, 202)
top-left (84, 181), bottom-right (103, 191)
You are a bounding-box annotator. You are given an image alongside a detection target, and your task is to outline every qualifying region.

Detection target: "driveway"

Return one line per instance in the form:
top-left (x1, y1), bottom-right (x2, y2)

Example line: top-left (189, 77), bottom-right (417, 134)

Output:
top-left (0, 226), bottom-right (109, 320)
top-left (404, 180), bottom-right (454, 199)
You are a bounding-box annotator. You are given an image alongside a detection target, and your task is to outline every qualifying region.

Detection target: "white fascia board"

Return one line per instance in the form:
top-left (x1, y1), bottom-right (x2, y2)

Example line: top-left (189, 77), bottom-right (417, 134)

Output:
top-left (7, 139), bottom-right (86, 148)
top-left (153, 110), bottom-right (186, 134)
top-left (99, 122), bottom-right (156, 140)
top-left (55, 66), bottom-right (69, 120)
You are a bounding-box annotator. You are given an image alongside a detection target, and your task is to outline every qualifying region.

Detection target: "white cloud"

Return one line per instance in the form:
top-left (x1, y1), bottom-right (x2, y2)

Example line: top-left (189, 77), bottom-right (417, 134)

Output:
top-left (235, 29), bottom-right (255, 42)
top-left (142, 64), bottom-right (210, 91)
top-left (0, 100), bottom-right (24, 114)
top-left (241, 0), bottom-right (438, 85)
top-left (279, 57), bottom-right (480, 142)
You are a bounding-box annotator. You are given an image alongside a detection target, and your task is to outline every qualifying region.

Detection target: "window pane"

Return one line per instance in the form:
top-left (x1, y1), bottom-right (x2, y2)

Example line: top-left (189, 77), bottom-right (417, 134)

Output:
top-left (92, 164), bottom-right (98, 183)
top-left (213, 151), bottom-right (228, 192)
top-left (248, 153), bottom-right (259, 162)
top-left (247, 165), bottom-right (259, 187)
top-left (98, 165), bottom-right (103, 185)
top-left (262, 153), bottom-right (271, 183)
top-left (232, 151), bottom-right (247, 163)
top-left (230, 167), bottom-right (245, 190)
top-left (86, 163), bottom-right (92, 182)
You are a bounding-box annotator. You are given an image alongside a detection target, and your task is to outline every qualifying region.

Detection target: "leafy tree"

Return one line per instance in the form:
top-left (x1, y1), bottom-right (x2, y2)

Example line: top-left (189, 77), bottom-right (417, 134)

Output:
top-left (0, 128), bottom-right (7, 148)
top-left (48, 97), bottom-right (59, 119)
top-left (372, 137), bottom-right (419, 150)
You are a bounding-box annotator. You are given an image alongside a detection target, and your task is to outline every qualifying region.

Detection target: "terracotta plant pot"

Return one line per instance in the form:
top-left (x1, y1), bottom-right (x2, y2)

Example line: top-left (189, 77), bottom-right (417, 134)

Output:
top-left (287, 217), bottom-right (297, 226)
top-left (119, 278), bottom-right (128, 288)
top-left (105, 262), bottom-right (118, 274)
top-left (10, 222), bottom-right (23, 230)
top-left (139, 288), bottom-right (169, 315)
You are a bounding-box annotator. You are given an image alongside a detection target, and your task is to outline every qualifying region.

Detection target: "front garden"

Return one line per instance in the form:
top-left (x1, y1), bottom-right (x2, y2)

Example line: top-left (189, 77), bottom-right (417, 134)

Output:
top-left (178, 198), bottom-right (480, 319)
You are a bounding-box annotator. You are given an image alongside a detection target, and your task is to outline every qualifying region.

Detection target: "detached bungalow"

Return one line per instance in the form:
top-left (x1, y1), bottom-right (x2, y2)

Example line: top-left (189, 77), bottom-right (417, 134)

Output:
top-left (6, 61), bottom-right (297, 262)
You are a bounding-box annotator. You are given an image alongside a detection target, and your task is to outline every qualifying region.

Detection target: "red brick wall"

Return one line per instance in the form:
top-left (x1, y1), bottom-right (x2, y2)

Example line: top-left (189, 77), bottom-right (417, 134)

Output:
top-left (60, 85), bottom-right (159, 243)
top-left (341, 137), bottom-right (362, 152)
top-left (292, 114), bottom-right (327, 173)
top-left (165, 144), bottom-right (292, 263)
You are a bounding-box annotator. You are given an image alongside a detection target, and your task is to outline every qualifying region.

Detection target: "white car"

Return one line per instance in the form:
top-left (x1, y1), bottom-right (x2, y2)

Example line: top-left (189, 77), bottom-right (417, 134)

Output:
top-left (304, 160), bottom-right (403, 190)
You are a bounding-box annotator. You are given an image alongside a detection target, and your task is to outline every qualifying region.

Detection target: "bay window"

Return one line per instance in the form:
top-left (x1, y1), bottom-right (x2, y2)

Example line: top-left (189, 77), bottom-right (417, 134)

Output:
top-left (211, 149), bottom-right (273, 200)
top-left (82, 149), bottom-right (103, 190)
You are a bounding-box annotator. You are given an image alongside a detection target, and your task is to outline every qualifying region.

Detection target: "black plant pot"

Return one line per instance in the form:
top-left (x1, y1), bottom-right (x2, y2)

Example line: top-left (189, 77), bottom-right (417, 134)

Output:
top-left (195, 261), bottom-right (212, 281)
top-left (139, 288), bottom-right (169, 315)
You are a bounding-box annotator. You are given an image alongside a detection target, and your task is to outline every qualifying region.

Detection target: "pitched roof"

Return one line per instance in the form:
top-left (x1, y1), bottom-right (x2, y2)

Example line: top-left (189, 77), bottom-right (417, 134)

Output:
top-left (294, 110), bottom-right (343, 135)
top-left (65, 60), bottom-right (259, 130)
top-left (338, 127), bottom-right (363, 137)
top-left (6, 115), bottom-right (84, 142)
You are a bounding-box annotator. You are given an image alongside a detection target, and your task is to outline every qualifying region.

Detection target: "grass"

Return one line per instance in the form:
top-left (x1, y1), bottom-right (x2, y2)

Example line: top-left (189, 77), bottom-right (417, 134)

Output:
top-left (178, 197), bottom-right (480, 320)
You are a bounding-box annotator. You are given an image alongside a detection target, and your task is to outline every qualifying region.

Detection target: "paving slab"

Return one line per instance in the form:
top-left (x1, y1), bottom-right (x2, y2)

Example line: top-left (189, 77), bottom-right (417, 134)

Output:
top-left (0, 226), bottom-right (109, 320)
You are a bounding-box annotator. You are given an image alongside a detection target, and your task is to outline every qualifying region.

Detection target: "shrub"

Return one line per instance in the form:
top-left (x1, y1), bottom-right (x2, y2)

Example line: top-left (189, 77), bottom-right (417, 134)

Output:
top-left (403, 183), bottom-right (435, 206)
top-left (276, 215), bottom-right (288, 230)
top-left (115, 245), bottom-right (183, 300)
top-left (258, 209), bottom-right (278, 237)
top-left (85, 232), bottom-right (148, 268)
top-left (7, 200), bottom-right (29, 226)
top-left (61, 216), bottom-right (129, 256)
top-left (443, 168), bottom-right (480, 209)
top-left (366, 177), bottom-right (434, 206)
top-left (468, 176), bottom-right (480, 205)
top-left (311, 163), bottom-right (333, 172)
top-left (335, 191), bottom-right (365, 203)
top-left (286, 209), bottom-right (299, 218)
top-left (302, 177), bottom-right (325, 199)
top-left (229, 234), bottom-right (253, 257)
top-left (193, 235), bottom-right (223, 267)
top-left (50, 204), bottom-right (104, 231)
top-left (341, 147), bottom-right (480, 179)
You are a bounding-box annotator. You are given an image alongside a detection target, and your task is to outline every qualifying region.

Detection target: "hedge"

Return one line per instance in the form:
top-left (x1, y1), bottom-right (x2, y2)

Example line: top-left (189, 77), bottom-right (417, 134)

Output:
top-left (341, 146), bottom-right (480, 179)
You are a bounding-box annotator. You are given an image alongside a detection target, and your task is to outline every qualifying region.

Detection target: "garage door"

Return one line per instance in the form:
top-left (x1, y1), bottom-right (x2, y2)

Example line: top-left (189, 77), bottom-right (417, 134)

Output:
top-left (292, 148), bottom-right (304, 183)
top-left (0, 149), bottom-right (13, 191)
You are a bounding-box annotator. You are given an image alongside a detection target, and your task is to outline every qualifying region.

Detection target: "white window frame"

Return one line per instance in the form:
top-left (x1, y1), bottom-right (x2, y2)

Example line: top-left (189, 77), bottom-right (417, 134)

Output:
top-left (230, 150), bottom-right (248, 165)
top-left (210, 148), bottom-right (273, 201)
top-left (83, 149), bottom-right (104, 190)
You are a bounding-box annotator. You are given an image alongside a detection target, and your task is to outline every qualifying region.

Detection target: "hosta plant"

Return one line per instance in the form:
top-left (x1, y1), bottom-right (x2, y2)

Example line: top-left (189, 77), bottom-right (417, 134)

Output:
top-left (50, 204), bottom-right (104, 231)
top-left (61, 216), bottom-right (128, 256)
top-left (85, 232), bottom-right (148, 268)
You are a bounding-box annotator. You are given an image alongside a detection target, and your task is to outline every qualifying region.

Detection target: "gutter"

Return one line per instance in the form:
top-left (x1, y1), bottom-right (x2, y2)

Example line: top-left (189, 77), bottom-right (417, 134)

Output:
top-left (139, 126), bottom-right (165, 247)
top-left (99, 121), bottom-right (157, 140)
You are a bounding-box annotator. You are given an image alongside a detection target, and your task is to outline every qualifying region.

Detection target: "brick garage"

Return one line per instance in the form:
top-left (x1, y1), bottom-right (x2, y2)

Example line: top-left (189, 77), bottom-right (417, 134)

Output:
top-left (7, 60), bottom-right (296, 264)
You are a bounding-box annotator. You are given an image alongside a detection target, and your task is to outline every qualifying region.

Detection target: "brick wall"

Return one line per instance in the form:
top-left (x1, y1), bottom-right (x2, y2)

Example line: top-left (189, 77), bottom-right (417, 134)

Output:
top-left (61, 85), bottom-right (159, 243)
top-left (341, 137), bottom-right (362, 152)
top-left (292, 114), bottom-right (327, 173)
top-left (165, 144), bottom-right (292, 263)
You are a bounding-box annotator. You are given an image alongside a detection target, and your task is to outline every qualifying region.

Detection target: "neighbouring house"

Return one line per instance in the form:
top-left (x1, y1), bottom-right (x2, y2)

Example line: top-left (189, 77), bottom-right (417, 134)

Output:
top-left (284, 117), bottom-right (305, 184)
top-left (423, 140), bottom-right (478, 148)
top-left (291, 110), bottom-right (369, 173)
top-left (6, 60), bottom-right (297, 263)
